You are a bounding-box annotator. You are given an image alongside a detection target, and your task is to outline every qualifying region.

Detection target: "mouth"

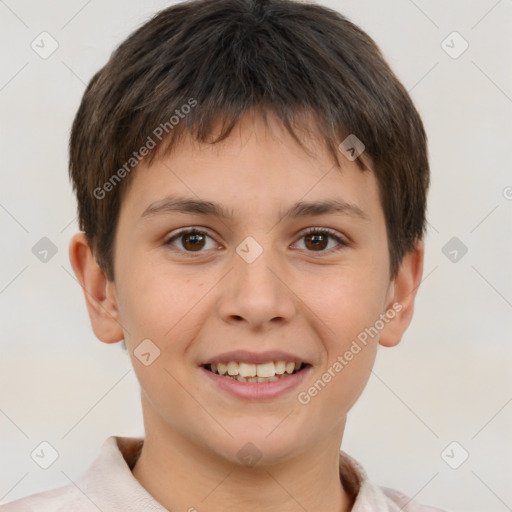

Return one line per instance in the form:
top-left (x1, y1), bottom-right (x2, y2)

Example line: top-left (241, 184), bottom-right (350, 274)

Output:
top-left (202, 360), bottom-right (308, 383)
top-left (199, 350), bottom-right (312, 399)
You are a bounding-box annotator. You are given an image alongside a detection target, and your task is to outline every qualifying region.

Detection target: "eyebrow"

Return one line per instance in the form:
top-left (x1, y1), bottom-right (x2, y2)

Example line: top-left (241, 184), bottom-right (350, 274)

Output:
top-left (141, 196), bottom-right (368, 221)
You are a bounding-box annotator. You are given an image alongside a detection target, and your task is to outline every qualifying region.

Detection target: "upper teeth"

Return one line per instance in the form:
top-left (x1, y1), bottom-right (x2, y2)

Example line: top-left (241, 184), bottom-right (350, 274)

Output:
top-left (211, 361), bottom-right (301, 378)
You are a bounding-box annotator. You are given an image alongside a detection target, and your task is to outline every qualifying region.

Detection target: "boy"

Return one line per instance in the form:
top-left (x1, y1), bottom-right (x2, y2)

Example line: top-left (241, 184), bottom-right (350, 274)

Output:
top-left (1, 0), bottom-right (447, 510)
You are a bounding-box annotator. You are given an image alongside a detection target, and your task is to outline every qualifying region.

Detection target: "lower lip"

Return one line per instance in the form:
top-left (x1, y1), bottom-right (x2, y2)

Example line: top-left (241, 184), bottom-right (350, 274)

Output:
top-left (200, 366), bottom-right (311, 400)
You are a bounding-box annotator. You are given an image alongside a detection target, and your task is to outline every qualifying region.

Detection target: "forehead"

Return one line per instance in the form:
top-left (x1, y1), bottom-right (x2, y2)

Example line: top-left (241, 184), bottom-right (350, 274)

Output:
top-left (119, 111), bottom-right (381, 225)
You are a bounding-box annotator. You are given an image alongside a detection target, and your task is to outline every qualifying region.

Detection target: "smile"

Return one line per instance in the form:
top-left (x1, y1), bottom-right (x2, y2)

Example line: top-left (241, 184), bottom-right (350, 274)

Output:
top-left (205, 361), bottom-right (305, 383)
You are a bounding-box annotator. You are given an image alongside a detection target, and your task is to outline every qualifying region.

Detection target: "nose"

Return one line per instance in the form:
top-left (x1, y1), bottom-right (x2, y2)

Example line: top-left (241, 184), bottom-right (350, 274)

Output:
top-left (216, 242), bottom-right (297, 330)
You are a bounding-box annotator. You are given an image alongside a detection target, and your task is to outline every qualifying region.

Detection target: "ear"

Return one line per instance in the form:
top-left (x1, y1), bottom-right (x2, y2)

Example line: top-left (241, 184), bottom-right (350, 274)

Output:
top-left (68, 232), bottom-right (124, 344)
top-left (379, 241), bottom-right (424, 348)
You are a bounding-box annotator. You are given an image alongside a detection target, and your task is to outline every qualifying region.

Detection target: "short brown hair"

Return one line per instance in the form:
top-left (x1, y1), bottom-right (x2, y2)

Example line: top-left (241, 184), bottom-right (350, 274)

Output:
top-left (69, 0), bottom-right (429, 281)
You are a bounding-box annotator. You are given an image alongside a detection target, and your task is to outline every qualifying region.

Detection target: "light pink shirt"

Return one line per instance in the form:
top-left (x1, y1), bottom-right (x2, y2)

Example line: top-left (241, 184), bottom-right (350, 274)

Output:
top-left (1, 436), bottom-right (448, 511)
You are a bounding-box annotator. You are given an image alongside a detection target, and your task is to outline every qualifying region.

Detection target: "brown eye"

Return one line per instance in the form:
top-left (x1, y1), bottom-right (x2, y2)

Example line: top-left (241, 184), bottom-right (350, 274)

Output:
top-left (304, 232), bottom-right (328, 251)
top-left (181, 232), bottom-right (206, 251)
top-left (165, 229), bottom-right (217, 254)
top-left (294, 228), bottom-right (348, 253)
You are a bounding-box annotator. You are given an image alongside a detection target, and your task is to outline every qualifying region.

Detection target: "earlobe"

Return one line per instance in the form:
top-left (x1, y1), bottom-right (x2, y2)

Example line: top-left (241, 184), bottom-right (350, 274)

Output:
top-left (379, 241), bottom-right (424, 348)
top-left (68, 232), bottom-right (124, 344)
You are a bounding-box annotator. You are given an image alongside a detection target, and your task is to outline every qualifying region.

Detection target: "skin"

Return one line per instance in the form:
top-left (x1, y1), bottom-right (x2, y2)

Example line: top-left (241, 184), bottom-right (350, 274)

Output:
top-left (70, 110), bottom-right (424, 512)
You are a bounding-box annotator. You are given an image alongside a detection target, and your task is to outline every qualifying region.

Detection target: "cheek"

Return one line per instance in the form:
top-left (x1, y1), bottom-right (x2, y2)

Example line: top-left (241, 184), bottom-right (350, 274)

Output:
top-left (302, 265), bottom-right (389, 346)
top-left (297, 274), bottom-right (382, 416)
top-left (117, 263), bottom-right (206, 409)
top-left (119, 258), bottom-right (210, 341)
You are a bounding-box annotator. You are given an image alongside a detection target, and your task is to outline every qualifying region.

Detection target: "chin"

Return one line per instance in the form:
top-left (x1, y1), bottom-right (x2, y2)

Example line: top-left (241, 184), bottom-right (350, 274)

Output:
top-left (209, 420), bottom-right (307, 468)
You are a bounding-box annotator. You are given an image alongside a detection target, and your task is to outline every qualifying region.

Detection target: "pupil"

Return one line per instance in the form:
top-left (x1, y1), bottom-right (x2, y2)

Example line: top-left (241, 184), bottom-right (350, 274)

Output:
top-left (306, 233), bottom-right (327, 251)
top-left (183, 233), bottom-right (205, 251)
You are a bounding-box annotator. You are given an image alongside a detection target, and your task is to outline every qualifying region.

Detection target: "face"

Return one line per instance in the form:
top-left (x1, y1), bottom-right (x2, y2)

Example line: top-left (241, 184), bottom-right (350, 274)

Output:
top-left (109, 112), bottom-right (397, 465)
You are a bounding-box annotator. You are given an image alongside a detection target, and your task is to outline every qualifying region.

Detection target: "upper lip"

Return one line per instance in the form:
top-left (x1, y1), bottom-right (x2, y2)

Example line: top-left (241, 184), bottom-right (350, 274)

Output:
top-left (201, 350), bottom-right (308, 366)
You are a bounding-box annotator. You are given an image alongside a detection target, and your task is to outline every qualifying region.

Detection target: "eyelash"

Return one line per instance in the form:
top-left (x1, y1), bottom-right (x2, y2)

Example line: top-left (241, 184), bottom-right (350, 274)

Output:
top-left (164, 227), bottom-right (350, 257)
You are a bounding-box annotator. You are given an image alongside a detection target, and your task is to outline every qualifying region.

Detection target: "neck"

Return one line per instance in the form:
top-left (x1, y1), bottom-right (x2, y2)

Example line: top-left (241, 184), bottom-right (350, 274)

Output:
top-left (131, 405), bottom-right (354, 512)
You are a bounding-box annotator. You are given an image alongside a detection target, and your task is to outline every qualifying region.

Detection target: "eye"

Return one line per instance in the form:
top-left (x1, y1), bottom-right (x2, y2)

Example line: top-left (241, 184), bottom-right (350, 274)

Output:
top-left (293, 227), bottom-right (349, 253)
top-left (164, 228), bottom-right (219, 255)
top-left (164, 227), bottom-right (349, 257)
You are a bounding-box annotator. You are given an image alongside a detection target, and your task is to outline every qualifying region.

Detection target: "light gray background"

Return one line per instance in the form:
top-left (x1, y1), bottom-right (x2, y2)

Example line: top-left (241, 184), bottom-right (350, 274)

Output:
top-left (1, 1), bottom-right (511, 511)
